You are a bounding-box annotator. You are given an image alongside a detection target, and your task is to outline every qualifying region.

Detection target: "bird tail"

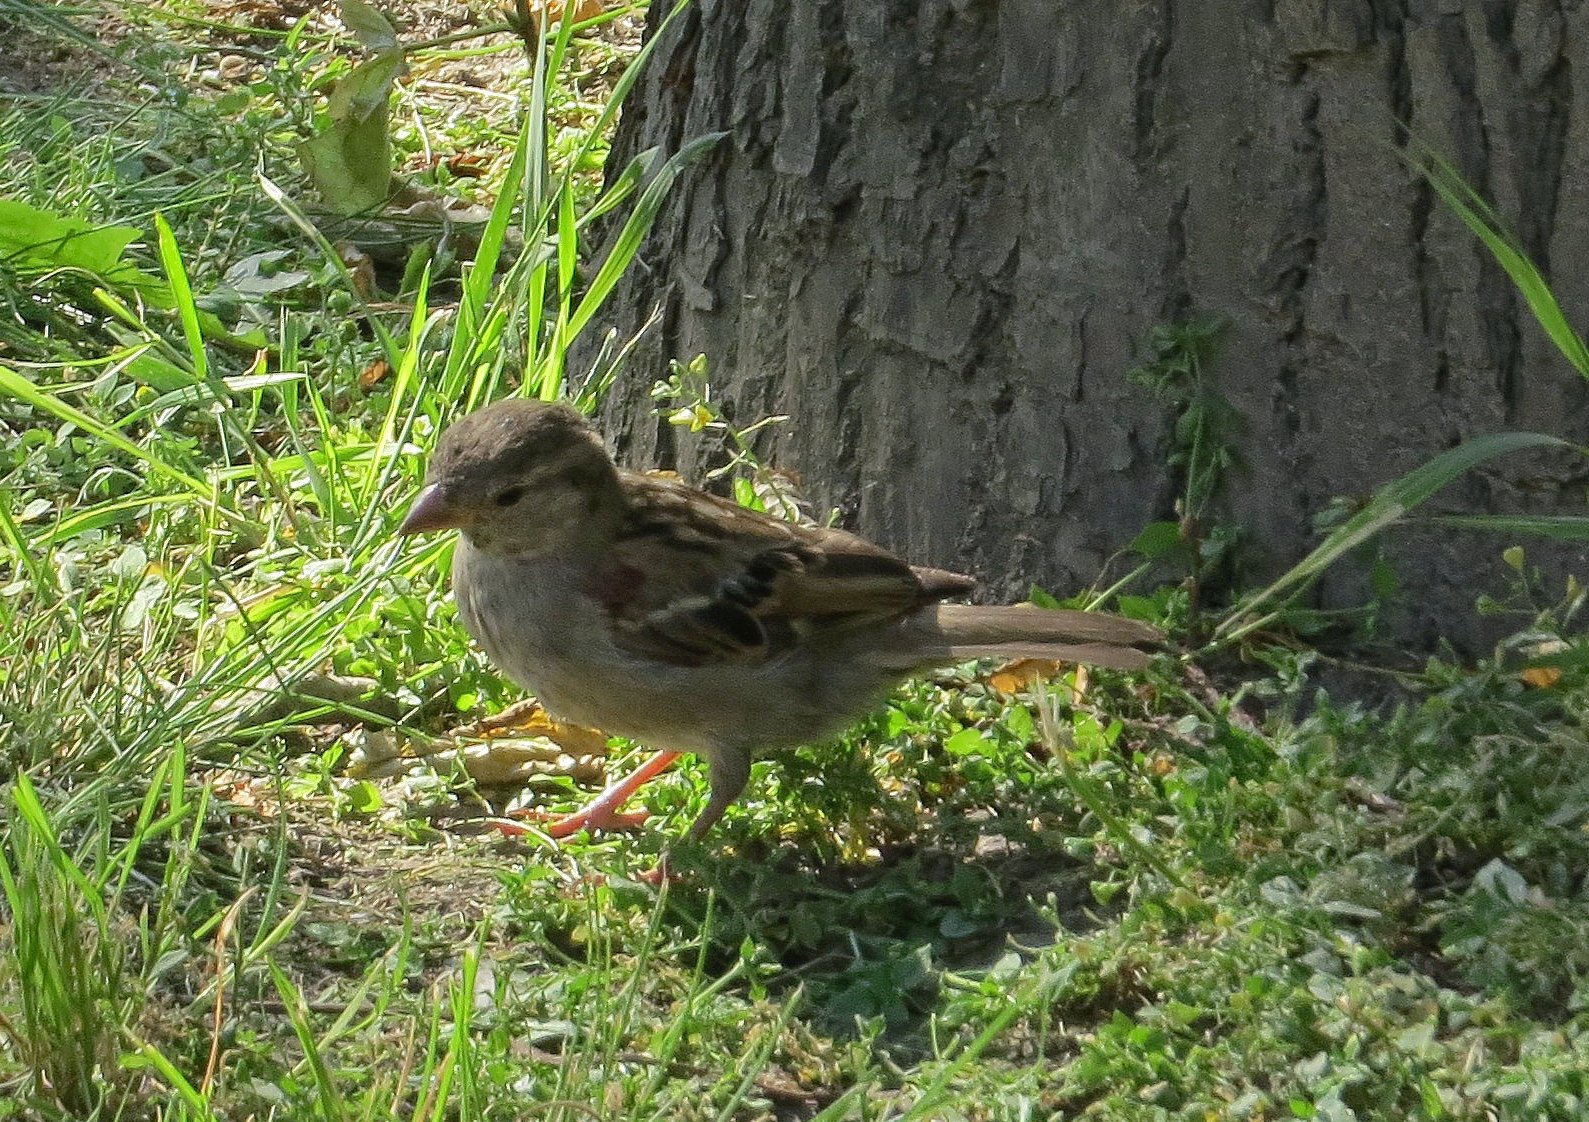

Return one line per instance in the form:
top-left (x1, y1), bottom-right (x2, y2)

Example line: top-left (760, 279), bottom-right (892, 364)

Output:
top-left (882, 603), bottom-right (1163, 671)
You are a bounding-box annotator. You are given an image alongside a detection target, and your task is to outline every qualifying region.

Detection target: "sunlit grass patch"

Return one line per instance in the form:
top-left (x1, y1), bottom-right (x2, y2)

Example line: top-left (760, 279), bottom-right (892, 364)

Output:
top-left (1, 1), bottom-right (1588, 1119)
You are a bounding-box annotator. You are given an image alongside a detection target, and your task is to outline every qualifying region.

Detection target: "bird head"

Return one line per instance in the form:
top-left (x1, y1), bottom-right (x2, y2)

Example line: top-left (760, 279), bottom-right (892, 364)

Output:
top-left (399, 399), bottom-right (623, 555)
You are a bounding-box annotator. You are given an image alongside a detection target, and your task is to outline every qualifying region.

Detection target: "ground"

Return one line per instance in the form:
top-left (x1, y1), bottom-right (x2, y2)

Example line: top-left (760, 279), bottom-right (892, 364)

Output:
top-left (0, 3), bottom-right (1587, 1120)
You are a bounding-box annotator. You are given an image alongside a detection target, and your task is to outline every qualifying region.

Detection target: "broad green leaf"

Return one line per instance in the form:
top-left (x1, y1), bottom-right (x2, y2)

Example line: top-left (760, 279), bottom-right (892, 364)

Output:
top-left (298, 52), bottom-right (403, 214)
top-left (943, 728), bottom-right (988, 757)
top-left (1129, 520), bottom-right (1185, 560)
top-left (338, 0), bottom-right (399, 51)
top-left (0, 198), bottom-right (158, 289)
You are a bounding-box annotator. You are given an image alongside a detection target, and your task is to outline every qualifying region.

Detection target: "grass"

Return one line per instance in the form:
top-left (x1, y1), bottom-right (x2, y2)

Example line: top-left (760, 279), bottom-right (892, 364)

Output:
top-left (1, 2), bottom-right (1588, 1119)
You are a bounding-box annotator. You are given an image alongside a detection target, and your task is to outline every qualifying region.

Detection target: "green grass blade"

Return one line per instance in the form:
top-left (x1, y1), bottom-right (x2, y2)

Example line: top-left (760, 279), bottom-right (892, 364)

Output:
top-left (153, 212), bottom-right (209, 383)
top-left (565, 130), bottom-right (727, 342)
top-left (1215, 431), bottom-right (1579, 642)
top-left (561, 0), bottom-right (694, 182)
top-left (122, 1031), bottom-right (220, 1120)
top-left (0, 364), bottom-right (212, 497)
top-left (1408, 139), bottom-right (1589, 380)
top-left (447, 114), bottom-right (531, 409)
top-left (898, 1000), bottom-right (1024, 1121)
top-left (1415, 513), bottom-right (1589, 541)
top-left (270, 961), bottom-right (351, 1122)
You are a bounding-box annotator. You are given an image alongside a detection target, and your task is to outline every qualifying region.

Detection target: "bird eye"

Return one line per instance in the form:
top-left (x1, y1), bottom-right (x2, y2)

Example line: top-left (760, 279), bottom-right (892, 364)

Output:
top-left (492, 485), bottom-right (526, 508)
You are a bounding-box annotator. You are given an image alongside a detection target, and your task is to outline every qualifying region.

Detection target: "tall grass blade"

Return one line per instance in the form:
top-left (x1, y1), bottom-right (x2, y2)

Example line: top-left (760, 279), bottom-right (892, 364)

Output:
top-left (566, 130), bottom-right (727, 341)
top-left (153, 212), bottom-right (210, 382)
top-left (1408, 138), bottom-right (1589, 380)
top-left (270, 961), bottom-right (352, 1122)
top-left (1416, 513), bottom-right (1589, 541)
top-left (561, 0), bottom-right (694, 181)
top-left (0, 773), bottom-right (117, 1115)
top-left (122, 1031), bottom-right (221, 1121)
top-left (1215, 431), bottom-right (1577, 642)
top-left (0, 363), bottom-right (213, 498)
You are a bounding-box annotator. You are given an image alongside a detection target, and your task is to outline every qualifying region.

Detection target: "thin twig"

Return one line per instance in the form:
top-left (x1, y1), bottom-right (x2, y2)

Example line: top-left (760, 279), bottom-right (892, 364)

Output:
top-left (203, 885), bottom-right (257, 1095)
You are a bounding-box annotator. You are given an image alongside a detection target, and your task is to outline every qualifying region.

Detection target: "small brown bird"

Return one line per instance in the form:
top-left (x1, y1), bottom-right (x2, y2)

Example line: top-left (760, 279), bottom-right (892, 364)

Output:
top-left (400, 399), bottom-right (1160, 843)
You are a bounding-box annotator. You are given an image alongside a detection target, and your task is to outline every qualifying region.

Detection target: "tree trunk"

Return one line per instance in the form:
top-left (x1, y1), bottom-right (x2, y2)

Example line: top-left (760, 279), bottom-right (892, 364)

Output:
top-left (580, 0), bottom-right (1589, 648)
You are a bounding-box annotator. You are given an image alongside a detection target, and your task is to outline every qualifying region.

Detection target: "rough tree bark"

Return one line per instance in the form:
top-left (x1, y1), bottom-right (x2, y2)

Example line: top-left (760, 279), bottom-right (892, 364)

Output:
top-left (578, 0), bottom-right (1589, 648)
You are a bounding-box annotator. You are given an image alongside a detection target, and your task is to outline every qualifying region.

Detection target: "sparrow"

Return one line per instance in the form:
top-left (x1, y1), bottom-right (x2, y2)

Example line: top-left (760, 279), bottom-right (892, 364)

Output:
top-left (399, 398), bottom-right (1161, 844)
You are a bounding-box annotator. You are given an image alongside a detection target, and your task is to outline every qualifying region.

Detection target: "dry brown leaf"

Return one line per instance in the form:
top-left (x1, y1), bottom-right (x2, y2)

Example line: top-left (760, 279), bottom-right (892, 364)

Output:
top-left (988, 658), bottom-right (1064, 696)
top-left (515, 712), bottom-right (609, 758)
top-left (442, 152), bottom-right (490, 179)
top-left (1519, 637), bottom-right (1569, 688)
top-left (451, 699), bottom-right (609, 757)
top-left (988, 659), bottom-right (1090, 704)
top-left (442, 740), bottom-right (604, 787)
top-left (527, 0), bottom-right (606, 28)
top-left (336, 240), bottom-right (377, 299)
top-left (358, 357), bottom-right (391, 390)
top-left (216, 54), bottom-right (252, 83)
top-left (1521, 665), bottom-right (1563, 689)
top-left (207, 771), bottom-right (281, 818)
top-left (343, 729), bottom-right (420, 779)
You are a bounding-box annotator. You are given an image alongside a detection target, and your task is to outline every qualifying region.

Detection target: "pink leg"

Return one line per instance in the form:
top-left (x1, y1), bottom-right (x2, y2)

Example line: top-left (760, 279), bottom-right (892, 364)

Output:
top-left (502, 750), bottom-right (683, 840)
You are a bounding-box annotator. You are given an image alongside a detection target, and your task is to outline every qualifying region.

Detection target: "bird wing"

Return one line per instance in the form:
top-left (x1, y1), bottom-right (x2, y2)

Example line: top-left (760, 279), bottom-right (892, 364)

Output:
top-left (594, 473), bottom-right (974, 667)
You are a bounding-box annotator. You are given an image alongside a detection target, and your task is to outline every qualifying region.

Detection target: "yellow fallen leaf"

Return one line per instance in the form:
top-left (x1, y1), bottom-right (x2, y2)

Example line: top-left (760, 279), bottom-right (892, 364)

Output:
top-left (988, 658), bottom-right (1064, 695)
top-left (452, 699), bottom-right (609, 757)
top-left (445, 740), bottom-right (604, 787)
top-left (1521, 665), bottom-right (1562, 689)
top-left (988, 660), bottom-right (1089, 704)
top-left (1519, 637), bottom-right (1568, 689)
top-left (523, 0), bottom-right (606, 29)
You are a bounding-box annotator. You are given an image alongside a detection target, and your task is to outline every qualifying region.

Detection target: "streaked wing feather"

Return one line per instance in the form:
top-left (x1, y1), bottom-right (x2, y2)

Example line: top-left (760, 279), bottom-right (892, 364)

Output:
top-left (605, 474), bottom-right (971, 666)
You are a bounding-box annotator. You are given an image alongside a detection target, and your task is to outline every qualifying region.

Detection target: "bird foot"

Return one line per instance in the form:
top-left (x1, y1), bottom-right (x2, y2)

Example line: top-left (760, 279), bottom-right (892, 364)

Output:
top-left (537, 802), bottom-right (653, 838)
top-left (493, 749), bottom-right (683, 841)
top-left (492, 801), bottom-right (652, 840)
top-left (637, 853), bottom-right (676, 886)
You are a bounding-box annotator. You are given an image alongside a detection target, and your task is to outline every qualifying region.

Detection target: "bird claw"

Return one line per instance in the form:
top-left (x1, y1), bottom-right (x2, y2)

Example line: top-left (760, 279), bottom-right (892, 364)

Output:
top-left (490, 749), bottom-right (682, 841)
top-left (637, 853), bottom-right (676, 886)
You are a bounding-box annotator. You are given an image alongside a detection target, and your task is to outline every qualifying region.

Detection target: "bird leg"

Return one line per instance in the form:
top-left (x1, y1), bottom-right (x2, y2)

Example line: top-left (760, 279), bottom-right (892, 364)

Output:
top-left (687, 750), bottom-right (751, 840)
top-left (635, 751), bottom-right (753, 886)
top-left (523, 747), bottom-right (750, 841)
top-left (506, 750), bottom-right (683, 839)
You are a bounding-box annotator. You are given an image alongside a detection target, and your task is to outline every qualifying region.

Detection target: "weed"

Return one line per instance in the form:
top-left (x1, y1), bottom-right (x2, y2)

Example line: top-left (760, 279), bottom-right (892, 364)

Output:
top-left (2, 4), bottom-right (1588, 1121)
top-left (653, 352), bottom-right (821, 522)
top-left (1126, 312), bottom-right (1243, 618)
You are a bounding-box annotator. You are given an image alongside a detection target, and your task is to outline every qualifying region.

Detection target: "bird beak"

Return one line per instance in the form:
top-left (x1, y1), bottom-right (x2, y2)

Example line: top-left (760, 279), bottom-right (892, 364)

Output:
top-left (398, 484), bottom-right (461, 535)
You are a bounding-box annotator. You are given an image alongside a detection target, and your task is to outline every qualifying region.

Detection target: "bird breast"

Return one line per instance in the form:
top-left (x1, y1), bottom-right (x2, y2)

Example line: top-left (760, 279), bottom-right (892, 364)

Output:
top-left (452, 541), bottom-right (715, 752)
top-left (449, 539), bottom-right (905, 758)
